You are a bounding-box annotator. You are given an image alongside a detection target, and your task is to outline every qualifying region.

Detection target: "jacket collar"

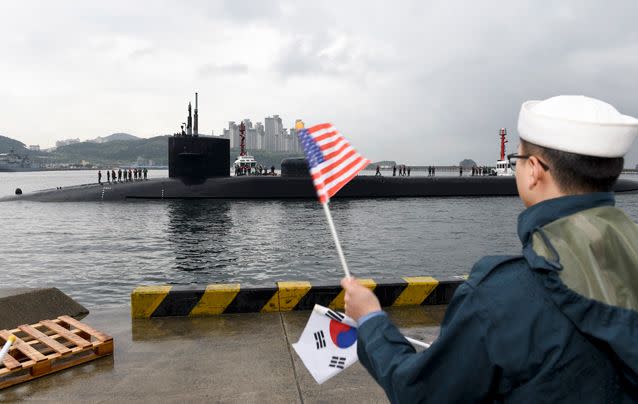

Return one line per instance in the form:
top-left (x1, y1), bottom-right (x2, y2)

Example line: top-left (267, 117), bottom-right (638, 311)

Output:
top-left (517, 192), bottom-right (615, 246)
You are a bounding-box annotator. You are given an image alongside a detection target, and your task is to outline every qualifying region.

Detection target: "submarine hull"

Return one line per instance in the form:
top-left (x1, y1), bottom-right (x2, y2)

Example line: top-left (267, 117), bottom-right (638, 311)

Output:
top-left (4, 176), bottom-right (638, 202)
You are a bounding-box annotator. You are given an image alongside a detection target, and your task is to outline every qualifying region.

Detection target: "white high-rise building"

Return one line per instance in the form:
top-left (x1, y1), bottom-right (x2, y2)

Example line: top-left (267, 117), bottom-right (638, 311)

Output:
top-left (265, 115), bottom-right (284, 152)
top-left (221, 115), bottom-right (303, 153)
top-left (255, 122), bottom-right (265, 150)
top-left (223, 121), bottom-right (240, 148)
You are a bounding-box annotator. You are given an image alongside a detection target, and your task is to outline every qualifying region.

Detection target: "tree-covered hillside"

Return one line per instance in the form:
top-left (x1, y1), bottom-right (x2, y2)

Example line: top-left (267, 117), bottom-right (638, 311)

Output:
top-left (52, 136), bottom-right (170, 165)
top-left (0, 135), bottom-right (29, 154)
top-left (1, 134), bottom-right (304, 167)
top-left (0, 132), bottom-right (304, 167)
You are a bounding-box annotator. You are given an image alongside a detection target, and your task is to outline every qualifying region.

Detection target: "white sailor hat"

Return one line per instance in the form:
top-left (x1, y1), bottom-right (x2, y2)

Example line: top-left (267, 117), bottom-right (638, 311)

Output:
top-left (517, 95), bottom-right (638, 157)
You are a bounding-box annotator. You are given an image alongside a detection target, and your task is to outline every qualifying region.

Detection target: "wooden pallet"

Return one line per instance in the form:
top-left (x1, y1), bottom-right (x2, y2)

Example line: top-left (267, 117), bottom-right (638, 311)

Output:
top-left (0, 315), bottom-right (113, 390)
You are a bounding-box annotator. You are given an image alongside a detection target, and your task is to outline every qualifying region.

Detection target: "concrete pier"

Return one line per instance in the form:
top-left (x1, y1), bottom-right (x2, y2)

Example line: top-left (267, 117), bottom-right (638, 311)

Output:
top-left (0, 305), bottom-right (445, 403)
top-left (0, 288), bottom-right (88, 330)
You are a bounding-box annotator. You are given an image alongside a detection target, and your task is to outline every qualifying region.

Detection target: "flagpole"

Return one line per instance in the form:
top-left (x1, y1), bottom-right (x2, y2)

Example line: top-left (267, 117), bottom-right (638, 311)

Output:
top-left (322, 202), bottom-right (351, 278)
top-left (405, 336), bottom-right (431, 349)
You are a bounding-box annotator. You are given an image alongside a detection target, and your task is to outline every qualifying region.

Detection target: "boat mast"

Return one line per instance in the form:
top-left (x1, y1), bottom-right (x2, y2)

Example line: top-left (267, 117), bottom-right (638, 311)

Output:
top-left (499, 128), bottom-right (508, 160)
top-left (239, 121), bottom-right (247, 157)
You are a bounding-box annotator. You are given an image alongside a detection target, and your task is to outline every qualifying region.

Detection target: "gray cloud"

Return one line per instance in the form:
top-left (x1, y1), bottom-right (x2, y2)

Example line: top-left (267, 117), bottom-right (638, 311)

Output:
top-left (198, 63), bottom-right (249, 77)
top-left (1, 0), bottom-right (638, 166)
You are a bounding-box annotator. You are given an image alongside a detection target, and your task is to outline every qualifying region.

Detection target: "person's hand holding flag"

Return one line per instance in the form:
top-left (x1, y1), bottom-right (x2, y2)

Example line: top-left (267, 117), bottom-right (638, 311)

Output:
top-left (340, 277), bottom-right (382, 322)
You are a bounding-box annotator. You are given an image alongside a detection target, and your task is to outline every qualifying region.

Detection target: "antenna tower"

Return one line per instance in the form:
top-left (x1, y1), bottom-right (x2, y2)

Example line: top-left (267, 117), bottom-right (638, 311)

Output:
top-left (499, 128), bottom-right (508, 160)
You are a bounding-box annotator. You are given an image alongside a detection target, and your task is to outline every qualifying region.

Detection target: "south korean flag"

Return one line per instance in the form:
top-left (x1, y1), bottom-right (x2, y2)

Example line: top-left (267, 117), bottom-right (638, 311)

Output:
top-left (292, 305), bottom-right (359, 384)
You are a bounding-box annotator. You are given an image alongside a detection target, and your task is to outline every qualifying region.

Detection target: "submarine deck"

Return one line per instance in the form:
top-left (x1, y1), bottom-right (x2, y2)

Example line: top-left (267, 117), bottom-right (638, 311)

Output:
top-left (3, 176), bottom-right (638, 202)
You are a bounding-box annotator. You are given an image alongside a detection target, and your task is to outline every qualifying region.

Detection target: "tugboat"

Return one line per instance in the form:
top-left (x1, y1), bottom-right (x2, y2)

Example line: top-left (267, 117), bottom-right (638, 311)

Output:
top-left (494, 128), bottom-right (514, 176)
top-left (232, 121), bottom-right (260, 175)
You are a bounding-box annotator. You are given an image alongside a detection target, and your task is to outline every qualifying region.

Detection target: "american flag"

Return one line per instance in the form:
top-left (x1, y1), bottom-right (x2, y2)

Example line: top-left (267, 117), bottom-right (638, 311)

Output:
top-left (297, 123), bottom-right (370, 204)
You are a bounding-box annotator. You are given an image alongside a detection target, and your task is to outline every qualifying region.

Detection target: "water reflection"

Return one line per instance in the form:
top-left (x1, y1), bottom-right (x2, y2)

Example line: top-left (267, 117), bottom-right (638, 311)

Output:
top-left (167, 200), bottom-right (234, 273)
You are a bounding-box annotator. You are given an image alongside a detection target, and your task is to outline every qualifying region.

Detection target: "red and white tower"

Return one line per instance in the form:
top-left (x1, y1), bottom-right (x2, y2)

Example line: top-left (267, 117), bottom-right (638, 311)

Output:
top-left (499, 128), bottom-right (508, 160)
top-left (239, 121), bottom-right (247, 157)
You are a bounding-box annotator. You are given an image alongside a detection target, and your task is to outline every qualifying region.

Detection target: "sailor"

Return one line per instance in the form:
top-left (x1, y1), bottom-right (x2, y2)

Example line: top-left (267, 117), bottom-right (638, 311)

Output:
top-left (143, 168), bottom-right (148, 180)
top-left (341, 95), bottom-right (638, 402)
top-left (393, 165), bottom-right (396, 176)
top-left (271, 165), bottom-right (275, 175)
top-left (128, 169), bottom-right (132, 181)
top-left (98, 170), bottom-right (102, 184)
top-left (107, 170), bottom-right (111, 183)
top-left (112, 170), bottom-right (116, 183)
top-left (118, 168), bottom-right (122, 182)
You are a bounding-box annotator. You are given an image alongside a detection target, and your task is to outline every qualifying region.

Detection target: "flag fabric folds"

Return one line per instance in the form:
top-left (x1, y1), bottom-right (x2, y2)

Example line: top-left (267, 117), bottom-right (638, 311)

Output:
top-left (297, 123), bottom-right (371, 203)
top-left (292, 305), bottom-right (359, 384)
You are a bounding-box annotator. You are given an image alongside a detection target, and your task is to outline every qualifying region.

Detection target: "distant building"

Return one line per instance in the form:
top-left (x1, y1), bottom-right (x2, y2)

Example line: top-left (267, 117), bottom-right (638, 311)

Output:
top-left (55, 138), bottom-right (81, 148)
top-left (265, 115), bottom-right (284, 152)
top-left (28, 145), bottom-right (40, 151)
top-left (223, 121), bottom-right (239, 148)
top-left (221, 115), bottom-right (302, 153)
top-left (255, 122), bottom-right (265, 150)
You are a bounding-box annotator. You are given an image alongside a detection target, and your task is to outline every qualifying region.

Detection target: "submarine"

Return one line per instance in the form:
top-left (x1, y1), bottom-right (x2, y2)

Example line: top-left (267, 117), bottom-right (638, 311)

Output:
top-left (4, 96), bottom-right (638, 202)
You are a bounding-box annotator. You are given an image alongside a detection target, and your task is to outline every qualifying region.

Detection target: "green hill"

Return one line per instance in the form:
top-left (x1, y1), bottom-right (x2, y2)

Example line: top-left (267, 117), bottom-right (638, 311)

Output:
top-left (0, 134), bottom-right (304, 167)
top-left (52, 136), bottom-right (170, 165)
top-left (0, 135), bottom-right (28, 154)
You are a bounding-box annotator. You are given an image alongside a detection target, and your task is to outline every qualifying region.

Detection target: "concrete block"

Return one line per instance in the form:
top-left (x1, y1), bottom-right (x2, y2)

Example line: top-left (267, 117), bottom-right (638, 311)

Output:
top-left (130, 277), bottom-right (464, 318)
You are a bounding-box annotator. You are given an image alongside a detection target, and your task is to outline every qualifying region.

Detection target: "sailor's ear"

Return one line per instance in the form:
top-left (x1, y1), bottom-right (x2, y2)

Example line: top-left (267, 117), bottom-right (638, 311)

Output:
top-left (527, 156), bottom-right (547, 190)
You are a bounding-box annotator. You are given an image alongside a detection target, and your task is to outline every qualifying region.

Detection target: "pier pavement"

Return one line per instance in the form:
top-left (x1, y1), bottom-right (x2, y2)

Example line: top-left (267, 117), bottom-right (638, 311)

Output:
top-left (0, 305), bottom-right (445, 403)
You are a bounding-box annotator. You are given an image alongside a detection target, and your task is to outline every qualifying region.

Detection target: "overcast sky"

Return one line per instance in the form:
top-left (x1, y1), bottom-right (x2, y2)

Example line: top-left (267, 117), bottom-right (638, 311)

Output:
top-left (1, 0), bottom-right (638, 165)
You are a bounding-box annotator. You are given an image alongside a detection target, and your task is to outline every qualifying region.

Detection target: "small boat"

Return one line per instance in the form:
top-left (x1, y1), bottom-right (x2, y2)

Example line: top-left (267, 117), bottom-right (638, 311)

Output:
top-left (495, 128), bottom-right (514, 176)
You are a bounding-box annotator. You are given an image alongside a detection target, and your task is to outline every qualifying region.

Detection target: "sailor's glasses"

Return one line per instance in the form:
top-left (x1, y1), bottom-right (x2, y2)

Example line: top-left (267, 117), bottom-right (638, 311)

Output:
top-left (507, 153), bottom-right (550, 172)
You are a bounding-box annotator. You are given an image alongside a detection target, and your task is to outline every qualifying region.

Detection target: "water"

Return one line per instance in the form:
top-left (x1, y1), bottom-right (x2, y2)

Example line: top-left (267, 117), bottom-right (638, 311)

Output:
top-left (1, 171), bottom-right (637, 309)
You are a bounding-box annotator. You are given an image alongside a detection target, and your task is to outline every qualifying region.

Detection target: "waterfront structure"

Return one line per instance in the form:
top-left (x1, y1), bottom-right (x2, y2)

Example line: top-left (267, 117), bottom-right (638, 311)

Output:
top-left (223, 115), bottom-right (301, 153)
top-left (55, 138), bottom-right (81, 148)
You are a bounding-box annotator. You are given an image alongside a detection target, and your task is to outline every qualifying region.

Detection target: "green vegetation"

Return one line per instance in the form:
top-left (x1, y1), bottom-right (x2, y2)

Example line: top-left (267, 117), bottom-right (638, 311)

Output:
top-left (0, 135), bottom-right (29, 154)
top-left (0, 134), bottom-right (304, 168)
top-left (51, 136), bottom-right (170, 165)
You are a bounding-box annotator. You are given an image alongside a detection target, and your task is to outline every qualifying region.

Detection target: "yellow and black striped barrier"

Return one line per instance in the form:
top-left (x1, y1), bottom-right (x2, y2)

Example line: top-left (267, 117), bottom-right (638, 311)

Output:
top-left (131, 276), bottom-right (465, 319)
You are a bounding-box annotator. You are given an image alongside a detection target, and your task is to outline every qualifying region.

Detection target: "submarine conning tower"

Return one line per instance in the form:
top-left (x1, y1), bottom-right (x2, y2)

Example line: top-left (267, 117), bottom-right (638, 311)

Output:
top-left (169, 93), bottom-right (230, 180)
top-left (281, 158), bottom-right (310, 177)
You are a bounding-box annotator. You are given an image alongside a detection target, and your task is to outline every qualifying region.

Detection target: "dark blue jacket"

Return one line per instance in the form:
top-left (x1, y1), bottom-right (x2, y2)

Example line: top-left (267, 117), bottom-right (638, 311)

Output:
top-left (357, 193), bottom-right (638, 403)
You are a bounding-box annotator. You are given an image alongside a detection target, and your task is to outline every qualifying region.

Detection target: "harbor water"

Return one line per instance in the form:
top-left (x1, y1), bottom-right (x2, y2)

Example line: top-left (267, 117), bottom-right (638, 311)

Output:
top-left (1, 170), bottom-right (638, 309)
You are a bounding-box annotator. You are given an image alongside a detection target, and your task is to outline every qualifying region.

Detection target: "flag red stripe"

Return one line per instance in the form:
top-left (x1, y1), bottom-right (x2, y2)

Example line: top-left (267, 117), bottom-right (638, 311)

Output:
top-left (313, 155), bottom-right (365, 186)
top-left (326, 163), bottom-right (367, 199)
top-left (311, 149), bottom-right (357, 179)
top-left (319, 137), bottom-right (349, 152)
top-left (312, 130), bottom-right (338, 143)
top-left (307, 123), bottom-right (333, 134)
top-left (321, 142), bottom-right (351, 164)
